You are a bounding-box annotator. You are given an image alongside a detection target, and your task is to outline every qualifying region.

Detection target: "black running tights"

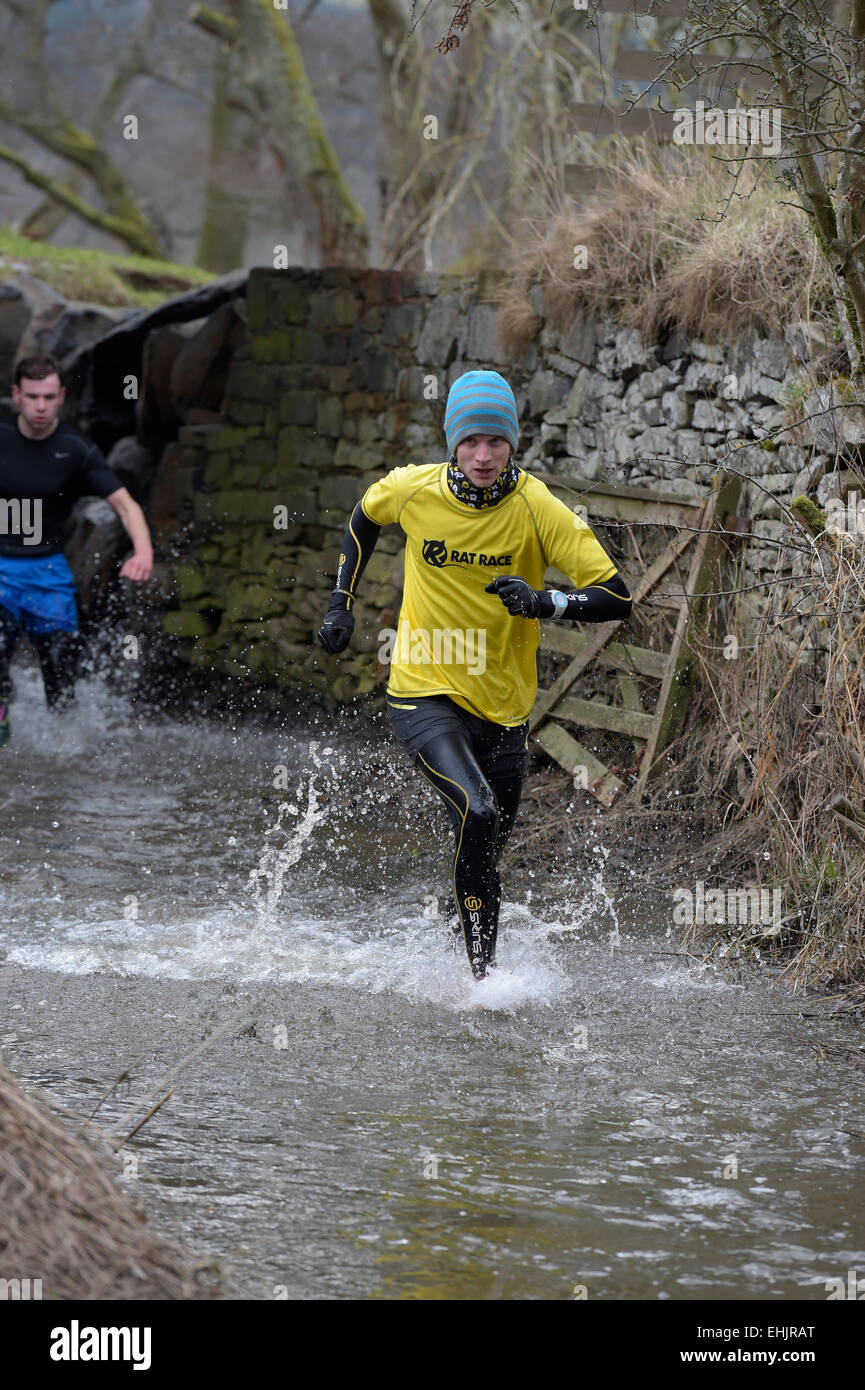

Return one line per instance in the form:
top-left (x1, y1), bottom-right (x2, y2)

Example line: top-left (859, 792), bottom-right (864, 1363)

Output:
top-left (0, 604), bottom-right (77, 708)
top-left (412, 730), bottom-right (524, 977)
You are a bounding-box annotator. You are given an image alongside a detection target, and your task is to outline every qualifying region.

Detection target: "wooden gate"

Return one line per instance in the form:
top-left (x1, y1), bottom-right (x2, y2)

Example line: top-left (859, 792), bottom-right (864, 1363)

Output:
top-left (529, 471), bottom-right (742, 805)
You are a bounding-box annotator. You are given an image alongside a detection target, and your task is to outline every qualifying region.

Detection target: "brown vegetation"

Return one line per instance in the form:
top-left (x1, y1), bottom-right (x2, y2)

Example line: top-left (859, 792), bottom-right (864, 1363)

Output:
top-left (643, 509), bottom-right (865, 1007)
top-left (496, 142), bottom-right (836, 353)
top-left (0, 1057), bottom-right (220, 1299)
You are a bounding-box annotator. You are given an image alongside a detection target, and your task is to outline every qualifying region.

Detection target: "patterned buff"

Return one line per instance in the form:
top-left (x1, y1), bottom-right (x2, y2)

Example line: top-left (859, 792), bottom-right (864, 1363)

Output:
top-left (446, 454), bottom-right (521, 508)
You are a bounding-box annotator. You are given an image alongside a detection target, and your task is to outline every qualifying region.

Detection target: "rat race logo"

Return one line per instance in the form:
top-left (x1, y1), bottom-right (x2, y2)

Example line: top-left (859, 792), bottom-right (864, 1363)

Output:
top-left (423, 539), bottom-right (512, 568)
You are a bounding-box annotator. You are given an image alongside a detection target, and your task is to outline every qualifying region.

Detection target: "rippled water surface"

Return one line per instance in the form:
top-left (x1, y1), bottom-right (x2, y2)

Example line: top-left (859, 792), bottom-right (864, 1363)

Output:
top-left (1, 672), bottom-right (864, 1299)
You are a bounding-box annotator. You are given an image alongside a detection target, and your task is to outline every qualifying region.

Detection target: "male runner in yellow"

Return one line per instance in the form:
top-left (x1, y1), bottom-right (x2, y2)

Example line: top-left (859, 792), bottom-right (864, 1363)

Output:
top-left (317, 369), bottom-right (631, 981)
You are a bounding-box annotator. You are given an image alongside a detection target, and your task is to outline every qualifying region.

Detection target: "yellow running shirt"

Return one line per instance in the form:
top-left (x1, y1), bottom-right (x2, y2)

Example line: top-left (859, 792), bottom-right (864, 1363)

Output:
top-left (360, 461), bottom-right (617, 725)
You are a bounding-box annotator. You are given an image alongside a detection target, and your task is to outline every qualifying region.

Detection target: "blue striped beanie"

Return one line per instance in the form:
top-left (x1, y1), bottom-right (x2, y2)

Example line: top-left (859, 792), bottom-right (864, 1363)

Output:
top-left (444, 370), bottom-right (519, 455)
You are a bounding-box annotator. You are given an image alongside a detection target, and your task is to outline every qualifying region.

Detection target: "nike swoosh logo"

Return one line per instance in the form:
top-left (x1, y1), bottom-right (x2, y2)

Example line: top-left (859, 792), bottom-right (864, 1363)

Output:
top-left (54, 451), bottom-right (70, 458)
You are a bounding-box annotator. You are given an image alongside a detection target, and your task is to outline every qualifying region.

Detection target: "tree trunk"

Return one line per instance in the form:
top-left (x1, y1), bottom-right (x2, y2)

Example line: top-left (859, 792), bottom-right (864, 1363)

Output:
top-left (193, 0), bottom-right (368, 266)
top-left (0, 0), bottom-right (165, 258)
top-left (196, 40), bottom-right (255, 272)
top-left (368, 0), bottom-right (490, 269)
top-left (16, 0), bottom-right (166, 247)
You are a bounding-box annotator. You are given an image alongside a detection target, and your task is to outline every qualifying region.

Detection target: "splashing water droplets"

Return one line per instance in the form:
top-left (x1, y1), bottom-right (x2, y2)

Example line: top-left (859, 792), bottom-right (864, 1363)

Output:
top-left (248, 765), bottom-right (329, 926)
top-left (548, 832), bottom-right (621, 945)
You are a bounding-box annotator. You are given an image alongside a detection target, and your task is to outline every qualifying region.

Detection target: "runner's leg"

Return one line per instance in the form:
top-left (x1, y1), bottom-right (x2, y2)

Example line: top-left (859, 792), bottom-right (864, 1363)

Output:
top-left (468, 716), bottom-right (529, 966)
top-left (439, 771), bottom-right (526, 957)
top-left (479, 770), bottom-right (525, 966)
top-left (413, 730), bottom-right (501, 978)
top-left (30, 630), bottom-right (78, 709)
top-left (0, 604), bottom-right (21, 702)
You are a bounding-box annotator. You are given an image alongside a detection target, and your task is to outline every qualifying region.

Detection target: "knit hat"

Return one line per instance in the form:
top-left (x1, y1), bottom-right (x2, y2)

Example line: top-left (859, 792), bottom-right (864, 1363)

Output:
top-left (444, 369), bottom-right (519, 455)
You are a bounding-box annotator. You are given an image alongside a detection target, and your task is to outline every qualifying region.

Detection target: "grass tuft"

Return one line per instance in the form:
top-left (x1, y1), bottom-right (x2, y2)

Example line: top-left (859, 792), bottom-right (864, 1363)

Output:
top-left (496, 141), bottom-right (835, 351)
top-left (0, 228), bottom-right (215, 309)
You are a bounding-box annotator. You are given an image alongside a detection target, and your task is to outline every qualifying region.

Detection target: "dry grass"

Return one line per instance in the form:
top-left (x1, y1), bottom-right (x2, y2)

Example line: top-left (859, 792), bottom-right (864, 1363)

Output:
top-left (0, 1057), bottom-right (220, 1299)
top-left (496, 140), bottom-right (835, 352)
top-left (654, 514), bottom-right (865, 1007)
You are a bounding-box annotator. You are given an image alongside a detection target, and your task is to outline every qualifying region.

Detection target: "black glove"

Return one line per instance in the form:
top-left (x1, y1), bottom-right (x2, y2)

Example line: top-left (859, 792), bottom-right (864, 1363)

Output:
top-left (485, 576), bottom-right (554, 619)
top-left (317, 605), bottom-right (355, 654)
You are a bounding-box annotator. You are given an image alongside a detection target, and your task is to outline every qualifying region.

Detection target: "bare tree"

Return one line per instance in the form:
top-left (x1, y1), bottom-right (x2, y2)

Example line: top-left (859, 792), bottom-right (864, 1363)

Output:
top-left (366, 1), bottom-right (685, 272)
top-left (369, 1), bottom-right (498, 270)
top-left (0, 0), bottom-right (368, 268)
top-left (640, 0), bottom-right (865, 381)
top-left (193, 1), bottom-right (369, 267)
top-left (194, 11), bottom-right (259, 272)
top-left (368, 0), bottom-right (594, 270)
top-left (0, 0), bottom-right (167, 256)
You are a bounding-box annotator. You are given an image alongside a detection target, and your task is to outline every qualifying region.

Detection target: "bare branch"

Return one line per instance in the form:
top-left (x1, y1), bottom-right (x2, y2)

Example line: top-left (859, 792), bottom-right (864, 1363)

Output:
top-left (0, 141), bottom-right (160, 254)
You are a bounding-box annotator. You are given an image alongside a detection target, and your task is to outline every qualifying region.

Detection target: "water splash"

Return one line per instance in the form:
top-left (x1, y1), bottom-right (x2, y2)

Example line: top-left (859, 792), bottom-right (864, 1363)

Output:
top-left (547, 833), bottom-right (622, 944)
top-left (248, 742), bottom-right (334, 925)
top-left (2, 702), bottom-right (568, 1010)
top-left (591, 841), bottom-right (622, 947)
